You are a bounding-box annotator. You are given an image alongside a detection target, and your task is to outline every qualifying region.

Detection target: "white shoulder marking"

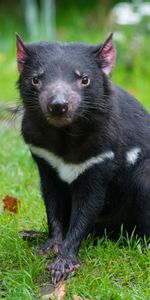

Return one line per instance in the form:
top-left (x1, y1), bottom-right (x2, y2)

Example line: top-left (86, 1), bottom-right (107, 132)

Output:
top-left (126, 147), bottom-right (141, 165)
top-left (29, 145), bottom-right (114, 184)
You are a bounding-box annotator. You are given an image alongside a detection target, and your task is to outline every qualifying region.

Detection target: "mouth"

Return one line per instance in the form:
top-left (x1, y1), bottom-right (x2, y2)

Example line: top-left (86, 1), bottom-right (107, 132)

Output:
top-left (45, 114), bottom-right (72, 127)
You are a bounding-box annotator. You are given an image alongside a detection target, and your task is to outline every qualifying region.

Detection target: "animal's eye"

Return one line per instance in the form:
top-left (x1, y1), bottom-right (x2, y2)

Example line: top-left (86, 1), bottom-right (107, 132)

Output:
top-left (32, 76), bottom-right (40, 86)
top-left (81, 76), bottom-right (90, 86)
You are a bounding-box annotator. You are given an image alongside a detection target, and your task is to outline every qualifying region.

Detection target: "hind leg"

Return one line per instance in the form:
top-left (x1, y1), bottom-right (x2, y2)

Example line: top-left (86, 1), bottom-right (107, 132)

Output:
top-left (131, 159), bottom-right (150, 238)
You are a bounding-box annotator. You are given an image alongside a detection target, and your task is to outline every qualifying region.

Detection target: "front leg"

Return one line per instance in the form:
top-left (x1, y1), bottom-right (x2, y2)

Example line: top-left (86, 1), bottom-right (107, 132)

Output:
top-left (33, 155), bottom-right (70, 254)
top-left (50, 170), bottom-right (107, 284)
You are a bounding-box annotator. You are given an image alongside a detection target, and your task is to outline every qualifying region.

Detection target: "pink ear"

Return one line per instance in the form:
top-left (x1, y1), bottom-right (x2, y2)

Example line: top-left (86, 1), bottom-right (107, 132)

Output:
top-left (16, 34), bottom-right (27, 73)
top-left (99, 33), bottom-right (116, 75)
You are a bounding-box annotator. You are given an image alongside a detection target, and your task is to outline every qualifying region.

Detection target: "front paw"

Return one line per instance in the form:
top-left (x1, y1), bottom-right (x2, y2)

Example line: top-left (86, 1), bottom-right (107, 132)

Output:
top-left (47, 256), bottom-right (80, 285)
top-left (37, 238), bottom-right (61, 256)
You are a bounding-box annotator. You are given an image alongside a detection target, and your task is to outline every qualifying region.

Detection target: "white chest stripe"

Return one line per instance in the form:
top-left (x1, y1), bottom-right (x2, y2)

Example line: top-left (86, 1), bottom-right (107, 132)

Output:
top-left (29, 145), bottom-right (114, 184)
top-left (126, 147), bottom-right (141, 165)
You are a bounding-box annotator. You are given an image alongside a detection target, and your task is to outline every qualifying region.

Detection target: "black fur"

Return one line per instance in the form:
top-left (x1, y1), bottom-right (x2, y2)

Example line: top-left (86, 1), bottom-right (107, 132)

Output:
top-left (17, 38), bottom-right (150, 284)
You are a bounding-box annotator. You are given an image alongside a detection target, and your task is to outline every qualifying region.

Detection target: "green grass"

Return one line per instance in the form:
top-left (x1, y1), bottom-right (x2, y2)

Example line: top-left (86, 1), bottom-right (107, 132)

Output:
top-left (0, 128), bottom-right (150, 299)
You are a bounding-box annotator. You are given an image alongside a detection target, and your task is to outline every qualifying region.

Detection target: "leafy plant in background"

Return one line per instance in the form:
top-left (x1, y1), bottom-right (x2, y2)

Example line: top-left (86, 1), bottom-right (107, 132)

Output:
top-left (22, 0), bottom-right (56, 41)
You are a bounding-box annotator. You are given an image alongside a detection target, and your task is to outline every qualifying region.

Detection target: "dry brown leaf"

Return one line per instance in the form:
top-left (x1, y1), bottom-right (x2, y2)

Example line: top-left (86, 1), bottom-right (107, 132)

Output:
top-left (49, 280), bottom-right (66, 300)
top-left (40, 283), bottom-right (54, 299)
top-left (3, 195), bottom-right (21, 214)
top-left (19, 230), bottom-right (45, 241)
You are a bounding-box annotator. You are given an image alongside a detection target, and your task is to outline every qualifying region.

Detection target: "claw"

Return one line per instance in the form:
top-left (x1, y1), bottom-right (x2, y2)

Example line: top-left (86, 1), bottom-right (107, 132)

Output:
top-left (50, 256), bottom-right (80, 284)
top-left (52, 243), bottom-right (59, 253)
top-left (36, 238), bottom-right (61, 256)
top-left (47, 263), bottom-right (54, 270)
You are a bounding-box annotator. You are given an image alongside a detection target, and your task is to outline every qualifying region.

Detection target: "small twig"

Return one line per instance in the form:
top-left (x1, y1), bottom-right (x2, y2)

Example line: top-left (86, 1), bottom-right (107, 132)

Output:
top-left (0, 103), bottom-right (22, 114)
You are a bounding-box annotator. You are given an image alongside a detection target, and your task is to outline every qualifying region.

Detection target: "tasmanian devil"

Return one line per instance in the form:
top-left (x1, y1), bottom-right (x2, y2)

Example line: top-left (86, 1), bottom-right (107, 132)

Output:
top-left (16, 33), bottom-right (150, 284)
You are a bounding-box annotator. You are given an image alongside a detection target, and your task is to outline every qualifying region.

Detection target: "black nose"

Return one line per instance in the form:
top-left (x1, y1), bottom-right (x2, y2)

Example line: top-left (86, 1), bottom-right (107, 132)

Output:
top-left (47, 95), bottom-right (68, 116)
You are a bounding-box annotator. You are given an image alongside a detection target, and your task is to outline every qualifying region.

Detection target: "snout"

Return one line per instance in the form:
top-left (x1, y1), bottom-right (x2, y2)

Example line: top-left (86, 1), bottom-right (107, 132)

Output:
top-left (39, 81), bottom-right (81, 127)
top-left (47, 95), bottom-right (68, 117)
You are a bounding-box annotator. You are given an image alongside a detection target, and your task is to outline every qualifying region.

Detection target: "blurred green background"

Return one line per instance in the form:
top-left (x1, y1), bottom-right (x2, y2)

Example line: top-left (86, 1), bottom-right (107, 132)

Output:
top-left (0, 0), bottom-right (150, 108)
